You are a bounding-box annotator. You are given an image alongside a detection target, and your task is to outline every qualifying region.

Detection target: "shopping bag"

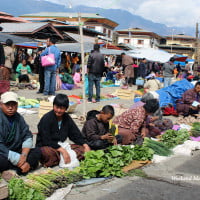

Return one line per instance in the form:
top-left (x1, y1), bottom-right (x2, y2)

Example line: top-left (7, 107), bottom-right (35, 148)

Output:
top-left (58, 142), bottom-right (80, 169)
top-left (41, 48), bottom-right (55, 67)
top-left (136, 77), bottom-right (144, 86)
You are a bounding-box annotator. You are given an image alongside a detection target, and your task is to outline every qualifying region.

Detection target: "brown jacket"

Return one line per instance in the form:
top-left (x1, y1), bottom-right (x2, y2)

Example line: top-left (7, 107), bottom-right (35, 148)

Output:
top-left (4, 46), bottom-right (14, 69)
top-left (122, 55), bottom-right (134, 78)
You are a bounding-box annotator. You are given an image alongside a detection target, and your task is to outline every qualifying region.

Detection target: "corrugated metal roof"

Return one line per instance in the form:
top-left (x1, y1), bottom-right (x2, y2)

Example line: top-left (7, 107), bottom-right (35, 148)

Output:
top-left (0, 32), bottom-right (37, 43)
top-left (21, 12), bottom-right (105, 19)
top-left (0, 22), bottom-right (48, 33)
top-left (64, 32), bottom-right (95, 43)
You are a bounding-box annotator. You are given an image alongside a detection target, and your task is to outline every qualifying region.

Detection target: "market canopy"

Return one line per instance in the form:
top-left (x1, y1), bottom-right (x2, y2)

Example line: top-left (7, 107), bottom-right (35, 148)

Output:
top-left (57, 42), bottom-right (124, 55)
top-left (127, 47), bottom-right (174, 63)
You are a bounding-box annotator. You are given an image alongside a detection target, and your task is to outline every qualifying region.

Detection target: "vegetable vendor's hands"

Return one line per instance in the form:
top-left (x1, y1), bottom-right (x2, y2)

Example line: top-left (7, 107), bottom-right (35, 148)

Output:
top-left (20, 162), bottom-right (30, 173)
top-left (112, 138), bottom-right (118, 145)
top-left (150, 116), bottom-right (159, 122)
top-left (141, 128), bottom-right (148, 138)
top-left (57, 147), bottom-right (71, 164)
top-left (101, 133), bottom-right (114, 141)
top-left (17, 155), bottom-right (27, 168)
top-left (62, 150), bottom-right (71, 164)
top-left (83, 144), bottom-right (91, 152)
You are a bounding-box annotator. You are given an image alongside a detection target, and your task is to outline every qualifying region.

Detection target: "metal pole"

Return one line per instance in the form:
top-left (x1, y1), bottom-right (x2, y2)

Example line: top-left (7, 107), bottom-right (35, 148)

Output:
top-left (78, 13), bottom-right (86, 116)
top-left (170, 29), bottom-right (174, 53)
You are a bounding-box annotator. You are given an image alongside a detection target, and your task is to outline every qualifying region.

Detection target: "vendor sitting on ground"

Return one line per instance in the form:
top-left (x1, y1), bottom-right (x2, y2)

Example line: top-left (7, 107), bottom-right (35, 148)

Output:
top-left (16, 59), bottom-right (32, 83)
top-left (144, 73), bottom-right (161, 92)
top-left (82, 105), bottom-right (122, 150)
top-left (113, 99), bottom-right (159, 145)
top-left (36, 94), bottom-right (90, 167)
top-left (0, 92), bottom-right (41, 176)
top-left (176, 81), bottom-right (200, 116)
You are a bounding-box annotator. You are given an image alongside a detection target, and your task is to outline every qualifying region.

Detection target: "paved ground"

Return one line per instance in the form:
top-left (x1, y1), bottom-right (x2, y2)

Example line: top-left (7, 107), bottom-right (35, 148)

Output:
top-left (13, 86), bottom-right (200, 200)
top-left (66, 151), bottom-right (200, 200)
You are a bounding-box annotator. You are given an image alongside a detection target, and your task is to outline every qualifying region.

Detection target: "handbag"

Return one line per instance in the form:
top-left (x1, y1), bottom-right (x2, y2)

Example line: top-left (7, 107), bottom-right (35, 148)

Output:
top-left (136, 77), bottom-right (144, 86)
top-left (41, 48), bottom-right (55, 67)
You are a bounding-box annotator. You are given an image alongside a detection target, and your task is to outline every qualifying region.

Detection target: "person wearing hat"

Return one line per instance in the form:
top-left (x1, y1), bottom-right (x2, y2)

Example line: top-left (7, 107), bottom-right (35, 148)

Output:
top-left (144, 73), bottom-right (161, 92)
top-left (87, 44), bottom-right (105, 103)
top-left (0, 92), bottom-right (41, 176)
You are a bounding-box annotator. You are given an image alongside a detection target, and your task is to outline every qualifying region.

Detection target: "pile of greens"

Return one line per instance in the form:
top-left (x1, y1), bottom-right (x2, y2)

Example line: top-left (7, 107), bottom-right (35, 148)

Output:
top-left (190, 122), bottom-right (200, 137)
top-left (143, 137), bottom-right (172, 156)
top-left (101, 80), bottom-right (114, 85)
top-left (8, 168), bottom-right (82, 200)
top-left (8, 178), bottom-right (45, 200)
top-left (80, 145), bottom-right (154, 179)
top-left (160, 129), bottom-right (190, 148)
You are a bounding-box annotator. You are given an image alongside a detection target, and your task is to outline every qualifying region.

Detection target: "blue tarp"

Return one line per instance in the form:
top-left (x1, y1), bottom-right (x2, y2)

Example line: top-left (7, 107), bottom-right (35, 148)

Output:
top-left (174, 59), bottom-right (195, 66)
top-left (156, 79), bottom-right (194, 107)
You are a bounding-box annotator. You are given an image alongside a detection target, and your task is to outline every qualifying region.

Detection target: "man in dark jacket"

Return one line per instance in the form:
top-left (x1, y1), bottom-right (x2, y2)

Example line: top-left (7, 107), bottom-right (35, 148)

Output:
top-left (0, 27), bottom-right (5, 66)
top-left (0, 92), bottom-right (41, 176)
top-left (87, 44), bottom-right (105, 102)
top-left (138, 58), bottom-right (147, 78)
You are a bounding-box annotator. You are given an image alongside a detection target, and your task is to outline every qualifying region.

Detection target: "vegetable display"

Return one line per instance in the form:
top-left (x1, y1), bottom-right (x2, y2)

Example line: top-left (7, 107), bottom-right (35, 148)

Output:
top-left (18, 97), bottom-right (39, 107)
top-left (190, 122), bottom-right (200, 137)
top-left (80, 145), bottom-right (154, 179)
top-left (143, 137), bottom-right (172, 156)
top-left (101, 80), bottom-right (114, 85)
top-left (8, 168), bottom-right (82, 200)
top-left (8, 178), bottom-right (45, 200)
top-left (160, 129), bottom-right (190, 148)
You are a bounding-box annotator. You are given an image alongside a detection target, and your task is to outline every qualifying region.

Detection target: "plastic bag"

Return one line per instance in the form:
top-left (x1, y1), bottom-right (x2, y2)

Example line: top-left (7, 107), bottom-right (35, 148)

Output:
top-left (58, 142), bottom-right (80, 169)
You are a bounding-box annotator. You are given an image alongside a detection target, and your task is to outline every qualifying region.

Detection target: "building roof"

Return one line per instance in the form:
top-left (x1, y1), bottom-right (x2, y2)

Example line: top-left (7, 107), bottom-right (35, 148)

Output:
top-left (0, 22), bottom-right (48, 33)
top-left (0, 11), bottom-right (12, 17)
top-left (165, 34), bottom-right (196, 40)
top-left (0, 32), bottom-right (37, 43)
top-left (116, 28), bottom-right (161, 39)
top-left (64, 32), bottom-right (95, 43)
top-left (0, 22), bottom-right (64, 39)
top-left (21, 12), bottom-right (108, 19)
top-left (158, 44), bottom-right (195, 50)
top-left (20, 12), bottom-right (118, 28)
top-left (117, 28), bottom-right (152, 33)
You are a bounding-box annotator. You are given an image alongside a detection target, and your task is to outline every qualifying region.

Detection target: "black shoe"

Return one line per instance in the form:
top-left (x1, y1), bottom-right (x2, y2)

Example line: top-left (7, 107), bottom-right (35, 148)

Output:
top-left (36, 91), bottom-right (43, 94)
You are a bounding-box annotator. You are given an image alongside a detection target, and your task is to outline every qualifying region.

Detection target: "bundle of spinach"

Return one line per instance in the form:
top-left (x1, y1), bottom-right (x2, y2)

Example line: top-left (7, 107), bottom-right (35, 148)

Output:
top-left (143, 137), bottom-right (172, 156)
top-left (190, 122), bottom-right (200, 137)
top-left (80, 146), bottom-right (135, 179)
top-left (8, 178), bottom-right (45, 200)
top-left (132, 145), bottom-right (154, 161)
top-left (160, 129), bottom-right (190, 148)
top-left (80, 145), bottom-right (154, 179)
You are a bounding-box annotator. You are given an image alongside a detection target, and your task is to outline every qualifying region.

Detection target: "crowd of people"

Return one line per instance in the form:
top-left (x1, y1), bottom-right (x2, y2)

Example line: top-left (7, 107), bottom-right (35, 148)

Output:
top-left (1, 26), bottom-right (200, 178)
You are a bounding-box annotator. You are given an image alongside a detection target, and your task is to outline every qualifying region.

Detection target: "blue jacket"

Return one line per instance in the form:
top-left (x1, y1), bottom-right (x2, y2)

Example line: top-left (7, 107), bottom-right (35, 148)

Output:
top-left (41, 45), bottom-right (61, 71)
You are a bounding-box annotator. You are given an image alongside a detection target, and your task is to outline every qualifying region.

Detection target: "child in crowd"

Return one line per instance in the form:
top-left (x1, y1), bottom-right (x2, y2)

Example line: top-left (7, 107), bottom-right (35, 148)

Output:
top-left (73, 68), bottom-right (81, 86)
top-left (82, 105), bottom-right (122, 150)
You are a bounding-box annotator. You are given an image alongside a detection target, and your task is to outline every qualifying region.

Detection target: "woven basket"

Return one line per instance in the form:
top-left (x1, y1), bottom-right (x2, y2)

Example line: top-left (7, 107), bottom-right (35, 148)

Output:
top-left (38, 97), bottom-right (78, 118)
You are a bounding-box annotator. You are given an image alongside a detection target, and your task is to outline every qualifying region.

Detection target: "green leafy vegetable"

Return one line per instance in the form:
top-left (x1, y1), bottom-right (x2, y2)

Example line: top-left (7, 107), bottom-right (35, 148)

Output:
top-left (143, 137), bottom-right (172, 156)
top-left (160, 129), bottom-right (190, 148)
top-left (191, 122), bottom-right (200, 137)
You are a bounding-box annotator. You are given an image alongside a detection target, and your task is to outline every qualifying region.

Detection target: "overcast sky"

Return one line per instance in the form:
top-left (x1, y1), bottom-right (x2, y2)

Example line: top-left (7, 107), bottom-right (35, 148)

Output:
top-left (45, 0), bottom-right (200, 28)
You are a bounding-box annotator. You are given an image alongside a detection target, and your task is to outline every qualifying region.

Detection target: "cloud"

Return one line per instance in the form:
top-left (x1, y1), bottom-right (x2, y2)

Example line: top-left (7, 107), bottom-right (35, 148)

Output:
top-left (135, 0), bottom-right (200, 27)
top-left (45, 0), bottom-right (200, 27)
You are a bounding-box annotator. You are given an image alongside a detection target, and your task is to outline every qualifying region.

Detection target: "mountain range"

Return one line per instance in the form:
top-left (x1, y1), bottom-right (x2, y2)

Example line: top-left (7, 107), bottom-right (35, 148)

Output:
top-left (1, 0), bottom-right (195, 36)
